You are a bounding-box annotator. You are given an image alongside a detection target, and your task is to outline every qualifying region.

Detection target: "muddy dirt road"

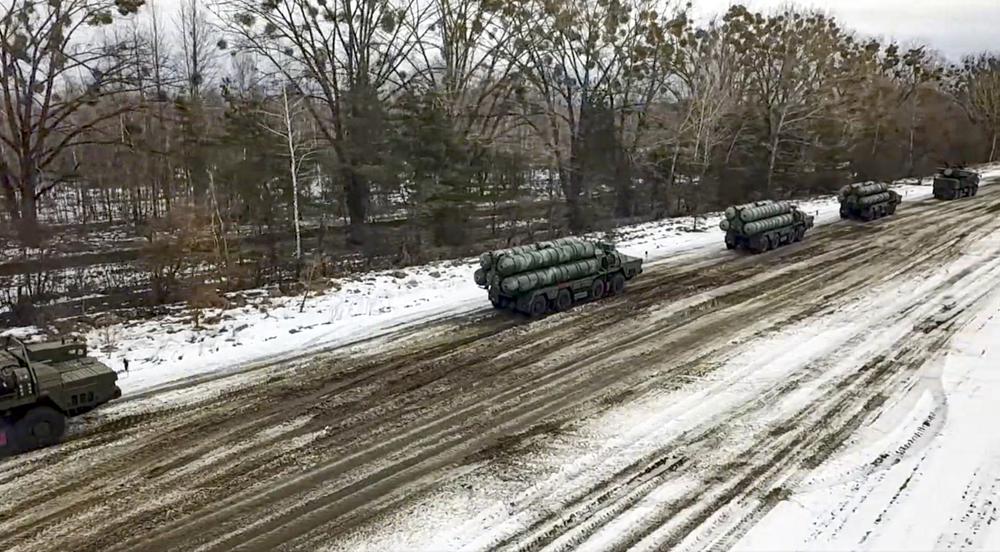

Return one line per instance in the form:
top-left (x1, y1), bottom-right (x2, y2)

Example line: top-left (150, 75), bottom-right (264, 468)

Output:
top-left (3, 184), bottom-right (1000, 552)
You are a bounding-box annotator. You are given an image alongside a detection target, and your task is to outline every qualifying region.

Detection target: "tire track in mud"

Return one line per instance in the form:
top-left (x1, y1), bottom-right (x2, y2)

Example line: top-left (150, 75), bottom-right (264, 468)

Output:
top-left (471, 202), bottom-right (1000, 552)
top-left (35, 237), bottom-right (888, 552)
top-left (112, 251), bottom-right (873, 551)
top-left (60, 243), bottom-right (868, 552)
top-left (0, 316), bottom-right (521, 538)
top-left (0, 201), bottom-right (968, 544)
top-left (129, 192), bottom-right (1000, 548)
top-left (665, 262), bottom-right (1000, 552)
top-left (510, 303), bottom-right (975, 552)
top-left (2, 187), bottom-right (999, 552)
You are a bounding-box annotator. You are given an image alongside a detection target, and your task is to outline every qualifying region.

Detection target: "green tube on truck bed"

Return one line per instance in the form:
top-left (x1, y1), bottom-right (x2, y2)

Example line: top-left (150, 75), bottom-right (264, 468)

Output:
top-left (743, 213), bottom-right (796, 235)
top-left (500, 258), bottom-right (604, 294)
top-left (494, 240), bottom-right (598, 276)
top-left (737, 201), bottom-right (793, 223)
top-left (479, 237), bottom-right (584, 270)
top-left (858, 191), bottom-right (894, 206)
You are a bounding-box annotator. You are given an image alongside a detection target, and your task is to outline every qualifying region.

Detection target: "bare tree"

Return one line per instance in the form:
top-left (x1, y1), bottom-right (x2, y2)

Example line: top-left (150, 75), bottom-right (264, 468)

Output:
top-left (502, 0), bottom-right (688, 230)
top-left (651, 20), bottom-right (740, 212)
top-left (961, 54), bottom-right (1000, 162)
top-left (177, 0), bottom-right (219, 100)
top-left (258, 85), bottom-right (316, 261)
top-left (721, 6), bottom-right (857, 194)
top-left (215, 0), bottom-right (431, 244)
top-left (415, 0), bottom-right (521, 144)
top-left (0, 0), bottom-right (145, 240)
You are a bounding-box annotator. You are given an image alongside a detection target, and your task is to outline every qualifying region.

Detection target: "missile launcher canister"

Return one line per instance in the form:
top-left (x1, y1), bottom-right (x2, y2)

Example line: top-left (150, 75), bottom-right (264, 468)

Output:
top-left (933, 166), bottom-right (980, 200)
top-left (838, 181), bottom-right (901, 221)
top-left (721, 200), bottom-right (814, 254)
top-left (478, 237), bottom-right (583, 271)
top-left (473, 238), bottom-right (643, 317)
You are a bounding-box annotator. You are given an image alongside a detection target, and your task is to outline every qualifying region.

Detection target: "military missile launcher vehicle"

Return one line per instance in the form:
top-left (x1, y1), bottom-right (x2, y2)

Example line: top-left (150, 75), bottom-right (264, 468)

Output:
top-left (933, 166), bottom-right (980, 200)
top-left (0, 336), bottom-right (121, 456)
top-left (838, 182), bottom-right (901, 221)
top-left (474, 238), bottom-right (643, 316)
top-left (720, 200), bottom-right (814, 253)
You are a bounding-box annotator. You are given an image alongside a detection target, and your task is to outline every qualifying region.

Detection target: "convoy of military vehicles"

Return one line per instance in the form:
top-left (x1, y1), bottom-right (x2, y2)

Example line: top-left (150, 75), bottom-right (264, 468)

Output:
top-left (0, 167), bottom-right (986, 459)
top-left (0, 337), bottom-right (121, 456)
top-left (474, 166), bottom-right (985, 307)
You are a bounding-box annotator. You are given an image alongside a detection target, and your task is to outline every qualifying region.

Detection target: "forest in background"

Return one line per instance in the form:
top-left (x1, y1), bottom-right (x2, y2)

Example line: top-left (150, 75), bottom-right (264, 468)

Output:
top-left (2, 0), bottom-right (1000, 324)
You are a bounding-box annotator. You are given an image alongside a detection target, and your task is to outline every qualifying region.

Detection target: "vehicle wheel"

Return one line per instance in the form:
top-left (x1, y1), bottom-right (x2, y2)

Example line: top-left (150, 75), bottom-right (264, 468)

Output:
top-left (489, 298), bottom-right (504, 309)
top-left (888, 203), bottom-right (897, 214)
top-left (590, 279), bottom-right (606, 300)
top-left (610, 273), bottom-right (626, 295)
top-left (972, 187), bottom-right (979, 197)
top-left (13, 406), bottom-right (66, 452)
top-left (839, 207), bottom-right (848, 219)
top-left (554, 289), bottom-right (573, 311)
top-left (749, 235), bottom-right (767, 254)
top-left (725, 234), bottom-right (737, 250)
top-left (862, 208), bottom-right (874, 221)
top-left (529, 295), bottom-right (548, 318)
top-left (793, 227), bottom-right (804, 242)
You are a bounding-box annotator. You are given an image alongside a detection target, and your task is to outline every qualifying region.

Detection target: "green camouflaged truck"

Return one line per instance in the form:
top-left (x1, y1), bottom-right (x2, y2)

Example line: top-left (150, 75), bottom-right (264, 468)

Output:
top-left (0, 336), bottom-right (121, 456)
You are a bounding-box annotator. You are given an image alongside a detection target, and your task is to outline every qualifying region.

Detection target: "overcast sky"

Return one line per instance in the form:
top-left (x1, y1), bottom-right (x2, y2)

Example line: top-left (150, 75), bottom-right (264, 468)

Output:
top-left (145, 0), bottom-right (997, 62)
top-left (692, 0), bottom-right (1000, 60)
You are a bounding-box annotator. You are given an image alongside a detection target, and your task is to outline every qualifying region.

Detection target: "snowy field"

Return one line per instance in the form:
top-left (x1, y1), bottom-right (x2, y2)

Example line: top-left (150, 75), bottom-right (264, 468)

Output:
top-left (2, 172), bottom-right (987, 396)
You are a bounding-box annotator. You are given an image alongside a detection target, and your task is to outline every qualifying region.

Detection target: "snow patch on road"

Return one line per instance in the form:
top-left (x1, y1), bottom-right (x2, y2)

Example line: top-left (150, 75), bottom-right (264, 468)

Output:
top-left (735, 234), bottom-right (1000, 551)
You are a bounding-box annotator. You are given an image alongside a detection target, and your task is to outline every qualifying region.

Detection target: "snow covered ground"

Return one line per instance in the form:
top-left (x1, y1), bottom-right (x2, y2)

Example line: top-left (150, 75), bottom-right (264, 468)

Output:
top-left (321, 190), bottom-right (1000, 552)
top-left (734, 235), bottom-right (1000, 551)
top-left (2, 168), bottom-right (995, 397)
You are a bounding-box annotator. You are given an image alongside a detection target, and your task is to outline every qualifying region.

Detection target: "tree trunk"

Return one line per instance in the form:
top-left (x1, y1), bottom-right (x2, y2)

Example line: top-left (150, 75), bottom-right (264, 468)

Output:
top-left (560, 164), bottom-right (586, 233)
top-left (282, 88), bottom-right (302, 261)
top-left (665, 142), bottom-right (682, 209)
top-left (907, 93), bottom-right (918, 176)
top-left (766, 135), bottom-right (780, 196)
top-left (557, 116), bottom-right (586, 233)
top-left (0, 173), bottom-right (19, 221)
top-left (990, 131), bottom-right (998, 163)
top-left (614, 149), bottom-right (633, 218)
top-left (766, 110), bottom-right (786, 197)
top-left (17, 189), bottom-right (39, 245)
top-left (871, 121), bottom-right (880, 156)
top-left (345, 168), bottom-right (369, 245)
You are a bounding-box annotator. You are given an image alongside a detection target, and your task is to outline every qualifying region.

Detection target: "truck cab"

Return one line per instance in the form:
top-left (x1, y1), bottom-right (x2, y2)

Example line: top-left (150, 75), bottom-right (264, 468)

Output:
top-left (1, 336), bottom-right (121, 455)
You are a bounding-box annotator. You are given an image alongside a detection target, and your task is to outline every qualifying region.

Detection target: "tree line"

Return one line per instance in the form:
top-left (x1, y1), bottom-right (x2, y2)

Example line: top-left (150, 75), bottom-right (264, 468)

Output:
top-left (1, 0), bottom-right (999, 314)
